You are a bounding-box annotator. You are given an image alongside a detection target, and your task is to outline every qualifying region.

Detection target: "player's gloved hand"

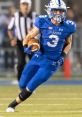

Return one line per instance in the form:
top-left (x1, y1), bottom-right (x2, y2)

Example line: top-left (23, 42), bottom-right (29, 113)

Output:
top-left (56, 56), bottom-right (64, 66)
top-left (56, 52), bottom-right (67, 66)
top-left (24, 45), bottom-right (40, 55)
top-left (24, 45), bottom-right (33, 55)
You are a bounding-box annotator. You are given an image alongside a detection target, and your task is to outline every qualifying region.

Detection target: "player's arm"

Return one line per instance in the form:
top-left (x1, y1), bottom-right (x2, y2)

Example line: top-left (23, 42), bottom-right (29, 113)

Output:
top-left (62, 35), bottom-right (72, 57)
top-left (8, 17), bottom-right (17, 46)
top-left (57, 35), bottom-right (72, 66)
top-left (23, 26), bottom-right (39, 46)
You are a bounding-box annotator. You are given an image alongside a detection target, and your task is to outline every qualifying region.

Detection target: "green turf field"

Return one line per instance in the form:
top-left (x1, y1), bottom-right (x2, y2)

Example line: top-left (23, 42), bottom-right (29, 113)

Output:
top-left (0, 85), bottom-right (82, 117)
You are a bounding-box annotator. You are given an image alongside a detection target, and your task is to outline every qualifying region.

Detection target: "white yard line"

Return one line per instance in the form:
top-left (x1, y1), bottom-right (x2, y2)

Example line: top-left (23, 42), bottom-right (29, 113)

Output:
top-left (0, 103), bottom-right (82, 106)
top-left (37, 93), bottom-right (82, 95)
top-left (0, 104), bottom-right (68, 106)
top-left (1, 110), bottom-right (82, 114)
top-left (1, 93), bottom-right (82, 95)
top-left (0, 97), bottom-right (82, 100)
top-left (22, 110), bottom-right (82, 113)
top-left (20, 104), bottom-right (67, 106)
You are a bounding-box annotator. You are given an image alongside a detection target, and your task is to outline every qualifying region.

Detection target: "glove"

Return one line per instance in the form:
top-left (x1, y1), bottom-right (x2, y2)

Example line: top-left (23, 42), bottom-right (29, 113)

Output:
top-left (56, 56), bottom-right (64, 66)
top-left (24, 45), bottom-right (33, 55)
top-left (24, 45), bottom-right (39, 55)
top-left (56, 52), bottom-right (67, 66)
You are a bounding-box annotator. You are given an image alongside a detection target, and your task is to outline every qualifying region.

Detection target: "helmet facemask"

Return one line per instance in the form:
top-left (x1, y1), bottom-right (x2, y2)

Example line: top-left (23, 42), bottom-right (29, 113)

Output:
top-left (50, 9), bottom-right (66, 23)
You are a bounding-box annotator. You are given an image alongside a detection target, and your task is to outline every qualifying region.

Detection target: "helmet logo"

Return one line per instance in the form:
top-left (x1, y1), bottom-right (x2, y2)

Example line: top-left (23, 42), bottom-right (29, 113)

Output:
top-left (58, 0), bottom-right (61, 6)
top-left (55, 0), bottom-right (63, 6)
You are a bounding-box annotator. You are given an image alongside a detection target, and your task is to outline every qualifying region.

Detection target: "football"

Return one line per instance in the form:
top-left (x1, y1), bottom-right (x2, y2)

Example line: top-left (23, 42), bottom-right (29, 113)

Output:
top-left (27, 38), bottom-right (40, 52)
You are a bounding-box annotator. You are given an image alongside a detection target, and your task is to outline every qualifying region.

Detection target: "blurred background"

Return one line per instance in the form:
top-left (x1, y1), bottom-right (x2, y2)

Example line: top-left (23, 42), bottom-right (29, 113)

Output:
top-left (0, 0), bottom-right (82, 83)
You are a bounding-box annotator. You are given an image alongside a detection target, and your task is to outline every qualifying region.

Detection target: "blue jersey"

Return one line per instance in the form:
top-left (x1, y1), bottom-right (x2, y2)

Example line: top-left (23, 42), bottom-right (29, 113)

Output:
top-left (34, 15), bottom-right (76, 60)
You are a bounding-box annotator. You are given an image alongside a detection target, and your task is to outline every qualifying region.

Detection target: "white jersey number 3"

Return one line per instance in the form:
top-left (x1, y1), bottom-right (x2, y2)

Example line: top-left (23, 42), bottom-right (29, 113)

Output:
top-left (47, 35), bottom-right (59, 47)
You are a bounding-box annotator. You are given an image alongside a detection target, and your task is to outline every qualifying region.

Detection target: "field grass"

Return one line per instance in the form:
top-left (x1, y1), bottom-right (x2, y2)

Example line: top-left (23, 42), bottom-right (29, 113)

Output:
top-left (0, 85), bottom-right (82, 117)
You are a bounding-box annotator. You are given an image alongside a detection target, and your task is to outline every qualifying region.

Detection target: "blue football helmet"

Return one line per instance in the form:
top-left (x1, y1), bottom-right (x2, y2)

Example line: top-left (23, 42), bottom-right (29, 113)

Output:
top-left (45, 0), bottom-right (67, 23)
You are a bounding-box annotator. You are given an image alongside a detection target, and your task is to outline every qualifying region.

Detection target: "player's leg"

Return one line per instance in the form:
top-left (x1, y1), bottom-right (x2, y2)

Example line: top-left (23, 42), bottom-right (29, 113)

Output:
top-left (6, 62), bottom-right (39, 112)
top-left (19, 61), bottom-right (39, 89)
top-left (6, 88), bottom-right (32, 112)
top-left (26, 65), bottom-right (59, 92)
top-left (6, 59), bottom-right (60, 112)
top-left (6, 64), bottom-right (59, 112)
top-left (6, 67), bottom-right (50, 112)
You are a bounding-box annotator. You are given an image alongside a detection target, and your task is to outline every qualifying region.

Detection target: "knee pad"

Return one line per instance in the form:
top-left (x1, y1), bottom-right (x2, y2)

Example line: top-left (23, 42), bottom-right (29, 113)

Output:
top-left (19, 89), bottom-right (32, 101)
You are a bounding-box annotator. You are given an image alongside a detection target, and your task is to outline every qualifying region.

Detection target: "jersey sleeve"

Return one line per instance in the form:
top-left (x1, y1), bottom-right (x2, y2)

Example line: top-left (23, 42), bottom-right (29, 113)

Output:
top-left (66, 20), bottom-right (77, 36)
top-left (69, 22), bottom-right (76, 35)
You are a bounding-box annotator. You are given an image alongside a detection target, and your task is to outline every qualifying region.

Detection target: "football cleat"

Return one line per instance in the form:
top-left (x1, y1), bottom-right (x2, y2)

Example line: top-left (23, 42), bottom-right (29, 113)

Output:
top-left (6, 107), bottom-right (15, 112)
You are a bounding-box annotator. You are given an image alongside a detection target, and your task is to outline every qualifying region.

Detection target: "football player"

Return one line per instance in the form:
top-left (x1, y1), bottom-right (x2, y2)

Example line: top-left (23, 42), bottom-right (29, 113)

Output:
top-left (6, 0), bottom-right (76, 112)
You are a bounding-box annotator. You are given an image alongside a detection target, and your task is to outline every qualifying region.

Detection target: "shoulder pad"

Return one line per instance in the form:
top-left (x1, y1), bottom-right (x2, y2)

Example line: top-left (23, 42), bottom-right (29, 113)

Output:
top-left (65, 20), bottom-right (76, 33)
top-left (39, 15), bottom-right (47, 18)
top-left (66, 20), bottom-right (75, 26)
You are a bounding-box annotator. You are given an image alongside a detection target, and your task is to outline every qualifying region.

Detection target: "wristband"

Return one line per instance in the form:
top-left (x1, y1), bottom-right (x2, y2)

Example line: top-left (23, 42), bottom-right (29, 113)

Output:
top-left (61, 52), bottom-right (67, 58)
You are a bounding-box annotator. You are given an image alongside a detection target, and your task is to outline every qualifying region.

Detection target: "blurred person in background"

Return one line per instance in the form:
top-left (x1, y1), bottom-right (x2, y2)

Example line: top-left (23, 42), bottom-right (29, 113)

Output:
top-left (0, 13), bottom-right (9, 46)
top-left (3, 5), bottom-right (16, 69)
top-left (72, 3), bottom-right (80, 22)
top-left (66, 1), bottom-right (80, 22)
top-left (8, 0), bottom-right (37, 82)
top-left (67, 2), bottom-right (82, 70)
top-left (74, 14), bottom-right (82, 69)
top-left (8, 5), bottom-right (16, 20)
top-left (0, 6), bottom-right (11, 70)
top-left (67, 8), bottom-right (74, 20)
top-left (6, 0), bottom-right (76, 112)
